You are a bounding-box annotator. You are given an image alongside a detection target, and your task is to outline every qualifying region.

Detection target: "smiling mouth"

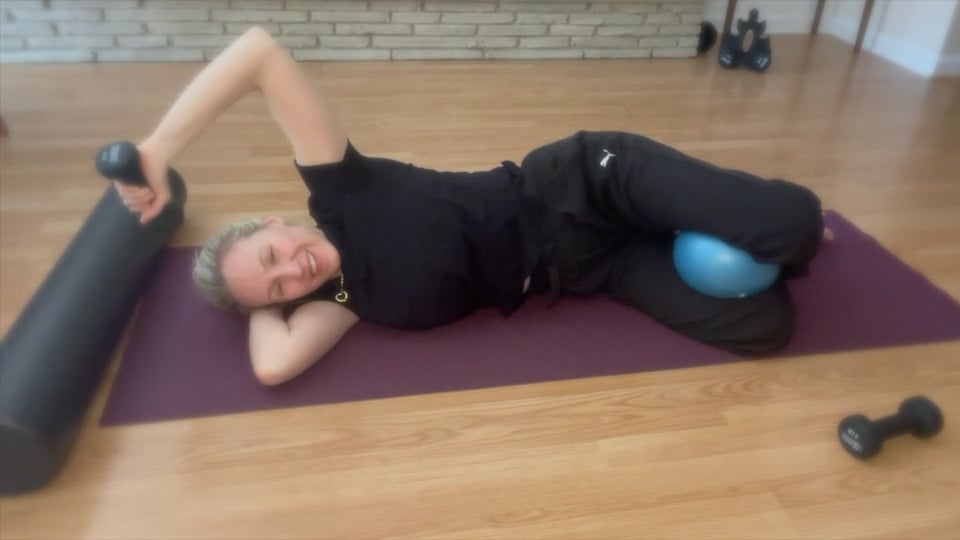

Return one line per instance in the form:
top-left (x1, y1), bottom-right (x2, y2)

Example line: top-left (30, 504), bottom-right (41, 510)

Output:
top-left (306, 250), bottom-right (318, 277)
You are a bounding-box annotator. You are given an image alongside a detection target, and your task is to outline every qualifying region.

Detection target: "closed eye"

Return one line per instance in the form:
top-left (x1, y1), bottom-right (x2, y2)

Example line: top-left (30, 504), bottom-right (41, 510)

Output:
top-left (264, 245), bottom-right (281, 302)
top-left (271, 247), bottom-right (282, 301)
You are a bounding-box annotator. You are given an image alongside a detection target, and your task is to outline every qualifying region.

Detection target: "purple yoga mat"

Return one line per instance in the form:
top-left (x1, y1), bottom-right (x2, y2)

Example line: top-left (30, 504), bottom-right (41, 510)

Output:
top-left (100, 212), bottom-right (960, 426)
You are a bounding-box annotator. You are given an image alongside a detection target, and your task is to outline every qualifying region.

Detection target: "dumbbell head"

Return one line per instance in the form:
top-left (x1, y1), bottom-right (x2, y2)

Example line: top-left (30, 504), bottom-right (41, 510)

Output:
top-left (96, 141), bottom-right (144, 186)
top-left (838, 414), bottom-right (882, 459)
top-left (899, 396), bottom-right (943, 438)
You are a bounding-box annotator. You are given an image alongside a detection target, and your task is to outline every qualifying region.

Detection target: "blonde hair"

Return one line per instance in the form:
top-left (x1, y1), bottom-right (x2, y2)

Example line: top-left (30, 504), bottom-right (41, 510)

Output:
top-left (192, 218), bottom-right (267, 311)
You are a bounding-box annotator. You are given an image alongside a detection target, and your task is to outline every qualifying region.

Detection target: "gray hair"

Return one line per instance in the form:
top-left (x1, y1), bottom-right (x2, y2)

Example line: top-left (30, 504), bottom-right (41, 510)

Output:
top-left (192, 218), bottom-right (268, 312)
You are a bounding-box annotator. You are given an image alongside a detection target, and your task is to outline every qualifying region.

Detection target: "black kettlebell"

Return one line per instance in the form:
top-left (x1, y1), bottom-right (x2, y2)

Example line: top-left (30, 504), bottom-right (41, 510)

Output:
top-left (698, 21), bottom-right (718, 54)
top-left (718, 8), bottom-right (772, 72)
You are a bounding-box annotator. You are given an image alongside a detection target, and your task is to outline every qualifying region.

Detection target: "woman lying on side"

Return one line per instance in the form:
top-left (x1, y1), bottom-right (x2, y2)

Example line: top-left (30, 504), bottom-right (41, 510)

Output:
top-left (115, 28), bottom-right (824, 386)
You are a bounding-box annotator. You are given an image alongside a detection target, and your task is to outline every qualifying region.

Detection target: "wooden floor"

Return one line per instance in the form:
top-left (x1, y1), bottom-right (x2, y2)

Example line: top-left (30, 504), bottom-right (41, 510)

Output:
top-left (2, 35), bottom-right (959, 538)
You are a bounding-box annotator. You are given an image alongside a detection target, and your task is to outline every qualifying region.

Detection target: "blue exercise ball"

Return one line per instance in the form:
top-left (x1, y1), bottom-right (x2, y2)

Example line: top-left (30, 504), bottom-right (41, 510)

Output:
top-left (673, 231), bottom-right (780, 298)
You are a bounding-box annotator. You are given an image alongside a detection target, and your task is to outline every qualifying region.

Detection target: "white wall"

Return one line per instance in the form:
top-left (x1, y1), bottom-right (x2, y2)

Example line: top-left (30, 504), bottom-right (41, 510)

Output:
top-left (822, 0), bottom-right (959, 77)
top-left (937, 6), bottom-right (960, 75)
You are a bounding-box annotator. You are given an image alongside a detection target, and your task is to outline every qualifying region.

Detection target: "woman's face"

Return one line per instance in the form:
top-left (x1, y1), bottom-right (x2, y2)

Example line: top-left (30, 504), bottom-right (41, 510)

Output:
top-left (220, 217), bottom-right (341, 308)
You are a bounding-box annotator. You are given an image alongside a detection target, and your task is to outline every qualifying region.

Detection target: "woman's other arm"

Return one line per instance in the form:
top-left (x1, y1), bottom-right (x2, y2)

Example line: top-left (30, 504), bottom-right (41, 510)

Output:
top-left (248, 302), bottom-right (359, 386)
top-left (127, 26), bottom-right (348, 222)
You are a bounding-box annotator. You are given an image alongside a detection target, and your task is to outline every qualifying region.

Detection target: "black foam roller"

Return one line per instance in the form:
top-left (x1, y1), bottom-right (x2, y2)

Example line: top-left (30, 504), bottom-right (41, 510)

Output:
top-left (0, 164), bottom-right (187, 495)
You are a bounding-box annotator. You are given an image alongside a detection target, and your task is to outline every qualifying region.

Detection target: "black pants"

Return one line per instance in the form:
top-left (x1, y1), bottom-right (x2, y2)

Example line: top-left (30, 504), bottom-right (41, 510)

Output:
top-left (520, 131), bottom-right (824, 355)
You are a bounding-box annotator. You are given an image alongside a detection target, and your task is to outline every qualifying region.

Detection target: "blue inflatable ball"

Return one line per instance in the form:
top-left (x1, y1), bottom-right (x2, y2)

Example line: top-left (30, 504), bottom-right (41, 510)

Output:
top-left (673, 231), bottom-right (781, 298)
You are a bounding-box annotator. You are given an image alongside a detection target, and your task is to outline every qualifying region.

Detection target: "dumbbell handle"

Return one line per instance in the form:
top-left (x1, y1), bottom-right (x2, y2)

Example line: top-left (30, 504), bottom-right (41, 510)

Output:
top-left (870, 413), bottom-right (914, 439)
top-left (96, 141), bottom-right (147, 186)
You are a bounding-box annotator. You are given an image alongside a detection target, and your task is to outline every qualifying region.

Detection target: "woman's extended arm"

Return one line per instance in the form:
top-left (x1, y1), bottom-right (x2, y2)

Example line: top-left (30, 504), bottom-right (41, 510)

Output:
top-left (128, 26), bottom-right (348, 223)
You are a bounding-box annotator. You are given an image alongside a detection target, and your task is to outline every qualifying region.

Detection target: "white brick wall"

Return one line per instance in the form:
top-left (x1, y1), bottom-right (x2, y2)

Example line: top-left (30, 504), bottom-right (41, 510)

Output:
top-left (0, 0), bottom-right (703, 63)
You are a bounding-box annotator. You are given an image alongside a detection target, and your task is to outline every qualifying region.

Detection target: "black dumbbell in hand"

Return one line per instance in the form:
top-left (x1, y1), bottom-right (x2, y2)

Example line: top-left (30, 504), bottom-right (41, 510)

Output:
top-left (838, 396), bottom-right (943, 460)
top-left (97, 141), bottom-right (147, 187)
top-left (95, 140), bottom-right (187, 204)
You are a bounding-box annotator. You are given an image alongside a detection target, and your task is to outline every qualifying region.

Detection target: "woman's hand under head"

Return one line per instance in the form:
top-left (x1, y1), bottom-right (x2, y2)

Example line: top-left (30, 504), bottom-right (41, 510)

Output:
top-left (220, 217), bottom-right (341, 308)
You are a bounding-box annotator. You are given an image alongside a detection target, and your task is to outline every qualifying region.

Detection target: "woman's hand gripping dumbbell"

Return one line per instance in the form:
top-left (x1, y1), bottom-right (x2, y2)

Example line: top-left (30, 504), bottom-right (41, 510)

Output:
top-left (96, 140), bottom-right (172, 224)
top-left (838, 396), bottom-right (944, 460)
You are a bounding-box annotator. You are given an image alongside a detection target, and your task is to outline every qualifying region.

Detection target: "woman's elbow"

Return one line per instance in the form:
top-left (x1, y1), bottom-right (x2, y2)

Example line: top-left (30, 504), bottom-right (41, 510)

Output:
top-left (254, 365), bottom-right (290, 387)
top-left (241, 25), bottom-right (283, 57)
top-left (251, 348), bottom-right (320, 387)
top-left (245, 25), bottom-right (274, 44)
top-left (251, 350), bottom-right (295, 386)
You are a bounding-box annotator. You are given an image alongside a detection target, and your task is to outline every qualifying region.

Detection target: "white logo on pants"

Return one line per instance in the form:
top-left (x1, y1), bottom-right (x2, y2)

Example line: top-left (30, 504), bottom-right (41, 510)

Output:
top-left (600, 149), bottom-right (616, 168)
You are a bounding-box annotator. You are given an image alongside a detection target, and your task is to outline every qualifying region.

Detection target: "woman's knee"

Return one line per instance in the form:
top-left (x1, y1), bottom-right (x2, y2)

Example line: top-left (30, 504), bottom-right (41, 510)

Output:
top-left (771, 181), bottom-right (824, 260)
top-left (714, 291), bottom-right (794, 356)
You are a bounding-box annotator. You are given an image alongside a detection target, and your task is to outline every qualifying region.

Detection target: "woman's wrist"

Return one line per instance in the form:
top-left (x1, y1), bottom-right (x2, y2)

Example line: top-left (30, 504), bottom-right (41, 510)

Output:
top-left (139, 132), bottom-right (175, 165)
top-left (251, 306), bottom-right (287, 324)
top-left (250, 306), bottom-right (290, 338)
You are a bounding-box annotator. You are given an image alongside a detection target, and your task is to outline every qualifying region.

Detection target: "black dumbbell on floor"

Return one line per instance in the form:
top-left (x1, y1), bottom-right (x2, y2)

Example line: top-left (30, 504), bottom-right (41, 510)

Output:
top-left (838, 396), bottom-right (944, 460)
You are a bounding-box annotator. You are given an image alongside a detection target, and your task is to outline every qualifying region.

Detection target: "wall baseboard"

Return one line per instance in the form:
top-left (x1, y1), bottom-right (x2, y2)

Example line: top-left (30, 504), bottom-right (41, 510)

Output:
top-left (823, 16), bottom-right (942, 77)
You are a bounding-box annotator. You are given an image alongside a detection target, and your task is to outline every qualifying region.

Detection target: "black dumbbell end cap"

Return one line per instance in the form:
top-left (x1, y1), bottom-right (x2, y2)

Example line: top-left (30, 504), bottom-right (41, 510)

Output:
top-left (900, 396), bottom-right (943, 438)
top-left (96, 140), bottom-right (137, 166)
top-left (839, 415), bottom-right (882, 459)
